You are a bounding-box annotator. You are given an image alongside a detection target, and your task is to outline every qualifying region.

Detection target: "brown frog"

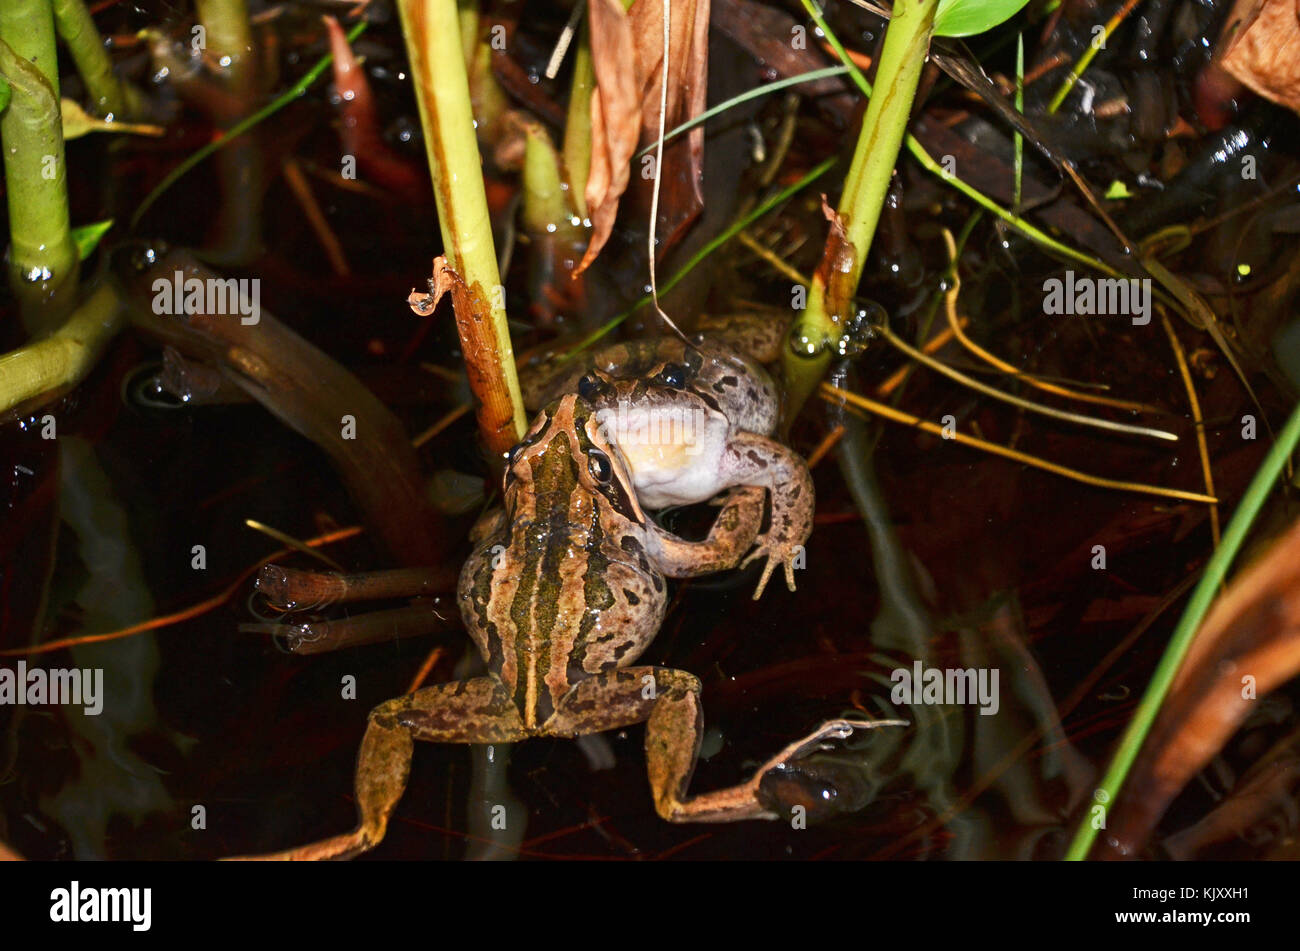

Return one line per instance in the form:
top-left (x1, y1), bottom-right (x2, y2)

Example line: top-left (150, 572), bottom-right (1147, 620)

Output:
top-left (234, 392), bottom-right (882, 859)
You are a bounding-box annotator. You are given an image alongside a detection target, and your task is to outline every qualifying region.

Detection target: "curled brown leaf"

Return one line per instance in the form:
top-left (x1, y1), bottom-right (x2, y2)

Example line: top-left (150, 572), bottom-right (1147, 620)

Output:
top-left (578, 0), bottom-right (710, 274)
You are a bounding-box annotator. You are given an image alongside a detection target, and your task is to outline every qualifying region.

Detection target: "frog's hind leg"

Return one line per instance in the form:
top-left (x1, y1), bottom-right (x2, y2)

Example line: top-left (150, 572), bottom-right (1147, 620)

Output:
top-left (545, 667), bottom-right (871, 823)
top-left (225, 677), bottom-right (527, 860)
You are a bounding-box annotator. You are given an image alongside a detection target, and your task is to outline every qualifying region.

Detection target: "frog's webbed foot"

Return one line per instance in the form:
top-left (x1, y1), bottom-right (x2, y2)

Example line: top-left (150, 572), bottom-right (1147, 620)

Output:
top-left (648, 689), bottom-right (906, 823)
top-left (719, 433), bottom-right (814, 599)
top-left (740, 540), bottom-right (798, 600)
top-left (222, 677), bottom-right (527, 860)
top-left (752, 718), bottom-right (909, 822)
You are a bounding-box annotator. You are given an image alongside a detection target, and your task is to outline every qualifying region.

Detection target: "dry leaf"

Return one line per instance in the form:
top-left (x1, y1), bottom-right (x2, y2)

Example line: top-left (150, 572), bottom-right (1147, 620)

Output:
top-left (1218, 0), bottom-right (1300, 113)
top-left (813, 197), bottom-right (857, 323)
top-left (579, 0), bottom-right (710, 274)
top-left (409, 258), bottom-right (521, 455)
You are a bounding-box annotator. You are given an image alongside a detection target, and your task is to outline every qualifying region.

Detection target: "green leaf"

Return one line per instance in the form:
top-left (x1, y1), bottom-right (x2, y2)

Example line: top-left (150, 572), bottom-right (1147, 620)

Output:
top-left (933, 0), bottom-right (1033, 38)
top-left (0, 78), bottom-right (10, 113)
top-left (72, 219), bottom-right (114, 260)
top-left (1104, 179), bottom-right (1134, 200)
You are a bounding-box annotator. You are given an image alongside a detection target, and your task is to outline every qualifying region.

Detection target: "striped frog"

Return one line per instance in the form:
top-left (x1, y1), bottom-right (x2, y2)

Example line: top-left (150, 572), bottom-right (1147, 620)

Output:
top-left (523, 312), bottom-right (812, 598)
top-left (244, 392), bottom-right (867, 859)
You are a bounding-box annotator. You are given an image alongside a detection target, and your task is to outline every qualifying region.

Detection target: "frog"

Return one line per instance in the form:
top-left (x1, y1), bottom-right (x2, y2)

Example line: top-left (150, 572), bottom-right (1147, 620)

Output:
top-left (520, 311), bottom-right (811, 599)
top-left (233, 391), bottom-right (875, 859)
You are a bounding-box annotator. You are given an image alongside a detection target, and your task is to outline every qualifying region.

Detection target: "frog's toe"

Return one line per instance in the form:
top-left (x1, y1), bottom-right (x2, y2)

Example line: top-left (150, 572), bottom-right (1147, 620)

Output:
top-left (741, 541), bottom-right (799, 599)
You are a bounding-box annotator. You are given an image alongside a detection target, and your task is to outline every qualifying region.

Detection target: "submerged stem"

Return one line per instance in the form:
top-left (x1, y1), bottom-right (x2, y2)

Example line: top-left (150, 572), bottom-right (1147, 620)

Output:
top-left (0, 281), bottom-right (124, 415)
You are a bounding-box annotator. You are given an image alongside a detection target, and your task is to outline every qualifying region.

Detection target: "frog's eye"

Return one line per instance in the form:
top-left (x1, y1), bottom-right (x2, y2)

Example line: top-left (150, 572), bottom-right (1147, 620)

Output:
top-left (656, 363), bottom-right (689, 389)
top-left (578, 374), bottom-right (605, 401)
top-left (587, 449), bottom-right (612, 484)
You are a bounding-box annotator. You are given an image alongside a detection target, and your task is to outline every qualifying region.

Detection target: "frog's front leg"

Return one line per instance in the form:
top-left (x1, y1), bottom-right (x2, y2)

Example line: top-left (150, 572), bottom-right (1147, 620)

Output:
top-left (545, 668), bottom-right (888, 822)
top-left (719, 433), bottom-right (814, 598)
top-left (225, 677), bottom-right (526, 860)
top-left (645, 486), bottom-right (765, 577)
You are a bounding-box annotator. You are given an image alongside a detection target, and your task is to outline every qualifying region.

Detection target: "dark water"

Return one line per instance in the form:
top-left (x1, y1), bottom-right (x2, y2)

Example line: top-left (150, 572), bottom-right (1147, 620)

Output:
top-left (2, 0), bottom-right (1300, 860)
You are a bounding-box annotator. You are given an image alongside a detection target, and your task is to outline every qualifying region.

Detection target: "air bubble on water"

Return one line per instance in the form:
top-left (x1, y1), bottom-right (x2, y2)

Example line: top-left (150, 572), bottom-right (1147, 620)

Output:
top-left (218, 55), bottom-right (232, 68)
top-left (833, 302), bottom-right (884, 357)
top-left (131, 245), bottom-right (159, 271)
top-left (788, 329), bottom-right (821, 358)
top-left (152, 67), bottom-right (170, 84)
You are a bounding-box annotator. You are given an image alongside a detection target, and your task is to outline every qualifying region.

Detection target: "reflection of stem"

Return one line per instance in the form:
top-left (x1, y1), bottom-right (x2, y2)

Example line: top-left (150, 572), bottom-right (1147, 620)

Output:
top-left (398, 0), bottom-right (525, 452)
top-left (0, 4), bottom-right (78, 330)
top-left (0, 282), bottom-right (124, 415)
top-left (52, 0), bottom-right (147, 118)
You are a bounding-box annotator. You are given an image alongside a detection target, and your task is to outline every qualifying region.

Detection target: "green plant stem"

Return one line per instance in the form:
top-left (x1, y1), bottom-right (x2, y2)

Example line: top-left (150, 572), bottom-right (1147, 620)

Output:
top-left (0, 0), bottom-right (59, 98)
top-left (1047, 0), bottom-right (1142, 115)
top-left (1013, 32), bottom-right (1023, 210)
top-left (783, 0), bottom-right (940, 423)
top-left (0, 3), bottom-right (78, 333)
top-left (1064, 398), bottom-right (1300, 860)
top-left (398, 0), bottom-right (526, 447)
top-left (522, 123), bottom-right (573, 234)
top-left (561, 22), bottom-right (593, 216)
top-left (131, 21), bottom-right (367, 228)
top-left (812, 7), bottom-right (1127, 278)
top-left (52, 0), bottom-right (146, 118)
top-left (0, 281), bottom-right (124, 414)
top-left (195, 0), bottom-right (255, 97)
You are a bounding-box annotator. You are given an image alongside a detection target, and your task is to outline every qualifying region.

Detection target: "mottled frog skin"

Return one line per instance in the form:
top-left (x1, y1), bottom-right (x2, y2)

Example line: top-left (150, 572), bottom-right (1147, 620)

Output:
top-left (235, 391), bottom-right (867, 859)
top-left (522, 313), bottom-right (813, 598)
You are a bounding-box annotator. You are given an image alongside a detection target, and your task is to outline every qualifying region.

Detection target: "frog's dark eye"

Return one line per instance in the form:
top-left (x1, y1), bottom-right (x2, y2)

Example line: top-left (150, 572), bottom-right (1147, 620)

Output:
top-left (656, 363), bottom-right (689, 389)
top-left (587, 449), bottom-right (612, 484)
top-left (578, 374), bottom-right (603, 400)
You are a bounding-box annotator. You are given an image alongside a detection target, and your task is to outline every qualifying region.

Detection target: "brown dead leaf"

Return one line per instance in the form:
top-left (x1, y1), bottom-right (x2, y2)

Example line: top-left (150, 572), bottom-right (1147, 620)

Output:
top-left (408, 257), bottom-right (521, 455)
top-left (1218, 0), bottom-right (1300, 113)
top-left (579, 0), bottom-right (710, 274)
top-left (813, 196), bottom-right (857, 323)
